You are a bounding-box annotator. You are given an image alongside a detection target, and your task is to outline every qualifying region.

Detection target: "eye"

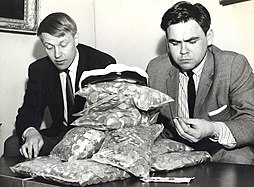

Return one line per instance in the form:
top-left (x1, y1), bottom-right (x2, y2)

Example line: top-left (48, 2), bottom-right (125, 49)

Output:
top-left (60, 42), bottom-right (68, 48)
top-left (44, 44), bottom-right (53, 50)
top-left (169, 41), bottom-right (179, 46)
top-left (189, 40), bottom-right (198, 44)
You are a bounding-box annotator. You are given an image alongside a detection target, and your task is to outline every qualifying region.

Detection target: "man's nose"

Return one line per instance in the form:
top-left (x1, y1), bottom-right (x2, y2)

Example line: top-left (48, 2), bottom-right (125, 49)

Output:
top-left (180, 43), bottom-right (189, 54)
top-left (54, 47), bottom-right (62, 58)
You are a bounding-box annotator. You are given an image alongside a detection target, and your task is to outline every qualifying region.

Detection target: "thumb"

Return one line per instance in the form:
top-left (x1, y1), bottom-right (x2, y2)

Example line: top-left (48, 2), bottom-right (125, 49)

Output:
top-left (34, 138), bottom-right (44, 158)
top-left (38, 138), bottom-right (44, 151)
top-left (181, 118), bottom-right (197, 126)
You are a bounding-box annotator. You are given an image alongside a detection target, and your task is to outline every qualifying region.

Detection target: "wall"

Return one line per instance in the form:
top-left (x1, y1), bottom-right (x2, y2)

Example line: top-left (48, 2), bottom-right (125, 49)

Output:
top-left (0, 0), bottom-right (253, 156)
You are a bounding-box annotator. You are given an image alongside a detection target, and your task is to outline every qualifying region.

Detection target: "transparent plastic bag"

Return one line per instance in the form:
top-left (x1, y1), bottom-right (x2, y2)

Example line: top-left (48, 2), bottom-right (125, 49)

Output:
top-left (151, 151), bottom-right (211, 171)
top-left (92, 124), bottom-right (164, 177)
top-left (50, 126), bottom-right (106, 161)
top-left (42, 159), bottom-right (130, 186)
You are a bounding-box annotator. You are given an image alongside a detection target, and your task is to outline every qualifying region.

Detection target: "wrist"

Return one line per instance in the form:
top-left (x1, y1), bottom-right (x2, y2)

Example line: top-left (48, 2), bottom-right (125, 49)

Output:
top-left (23, 127), bottom-right (38, 140)
top-left (210, 122), bottom-right (221, 140)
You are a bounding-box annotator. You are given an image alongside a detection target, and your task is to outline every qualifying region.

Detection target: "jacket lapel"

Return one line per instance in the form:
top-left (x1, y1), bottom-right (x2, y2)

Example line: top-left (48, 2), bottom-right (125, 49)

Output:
top-left (195, 49), bottom-right (214, 117)
top-left (73, 46), bottom-right (88, 114)
top-left (48, 65), bottom-right (64, 107)
top-left (75, 49), bottom-right (88, 92)
top-left (166, 66), bottom-right (179, 118)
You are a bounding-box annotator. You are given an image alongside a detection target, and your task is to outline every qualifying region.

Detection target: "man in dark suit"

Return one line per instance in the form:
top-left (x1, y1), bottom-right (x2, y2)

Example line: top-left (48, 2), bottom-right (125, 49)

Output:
top-left (146, 1), bottom-right (254, 164)
top-left (4, 12), bottom-right (116, 159)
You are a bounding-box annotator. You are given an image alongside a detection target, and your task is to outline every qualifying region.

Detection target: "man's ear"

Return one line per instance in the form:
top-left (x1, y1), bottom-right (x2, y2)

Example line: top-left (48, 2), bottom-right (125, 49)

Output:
top-left (206, 28), bottom-right (214, 46)
top-left (74, 33), bottom-right (79, 46)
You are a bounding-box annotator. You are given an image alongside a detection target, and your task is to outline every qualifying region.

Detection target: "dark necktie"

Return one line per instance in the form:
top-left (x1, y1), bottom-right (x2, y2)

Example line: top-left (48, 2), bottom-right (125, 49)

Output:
top-left (65, 69), bottom-right (75, 123)
top-left (187, 70), bottom-right (196, 118)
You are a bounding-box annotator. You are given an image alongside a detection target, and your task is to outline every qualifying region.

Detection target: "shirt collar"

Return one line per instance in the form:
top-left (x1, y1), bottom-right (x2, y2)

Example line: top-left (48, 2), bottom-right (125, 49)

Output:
top-left (68, 49), bottom-right (79, 74)
top-left (192, 54), bottom-right (206, 77)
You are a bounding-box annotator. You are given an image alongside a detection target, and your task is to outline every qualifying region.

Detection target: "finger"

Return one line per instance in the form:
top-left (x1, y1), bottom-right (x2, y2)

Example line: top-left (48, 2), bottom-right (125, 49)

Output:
top-left (38, 139), bottom-right (44, 150)
top-left (19, 148), bottom-right (24, 156)
top-left (20, 145), bottom-right (29, 159)
top-left (173, 118), bottom-right (188, 138)
top-left (33, 138), bottom-right (44, 158)
top-left (173, 118), bottom-right (190, 133)
top-left (33, 142), bottom-right (39, 158)
top-left (178, 118), bottom-right (196, 134)
top-left (173, 118), bottom-right (197, 142)
top-left (181, 118), bottom-right (196, 128)
top-left (178, 124), bottom-right (198, 142)
top-left (173, 118), bottom-right (181, 130)
top-left (27, 143), bottom-right (34, 159)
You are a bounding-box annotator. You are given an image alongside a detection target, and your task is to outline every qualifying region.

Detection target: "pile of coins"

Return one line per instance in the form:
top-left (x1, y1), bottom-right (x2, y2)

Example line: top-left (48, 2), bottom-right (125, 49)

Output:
top-left (151, 138), bottom-right (194, 156)
top-left (73, 81), bottom-right (173, 131)
top-left (92, 124), bottom-right (163, 177)
top-left (72, 107), bottom-right (142, 130)
top-left (11, 157), bottom-right (130, 186)
top-left (50, 126), bottom-right (106, 161)
top-left (10, 156), bottom-right (61, 177)
top-left (11, 80), bottom-right (177, 185)
top-left (42, 159), bottom-right (130, 186)
top-left (76, 81), bottom-right (173, 112)
top-left (151, 151), bottom-right (211, 171)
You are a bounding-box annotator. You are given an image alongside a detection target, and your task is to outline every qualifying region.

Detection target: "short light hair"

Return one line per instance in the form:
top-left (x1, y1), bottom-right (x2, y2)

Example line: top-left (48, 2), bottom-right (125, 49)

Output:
top-left (37, 12), bottom-right (77, 37)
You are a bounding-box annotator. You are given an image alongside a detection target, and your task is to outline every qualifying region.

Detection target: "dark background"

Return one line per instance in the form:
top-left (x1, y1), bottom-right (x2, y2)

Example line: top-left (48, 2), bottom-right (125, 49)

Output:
top-left (0, 0), bottom-right (24, 20)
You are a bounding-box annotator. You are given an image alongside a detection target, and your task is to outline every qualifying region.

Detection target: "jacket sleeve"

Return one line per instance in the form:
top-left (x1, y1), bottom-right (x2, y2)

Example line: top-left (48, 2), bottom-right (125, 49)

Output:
top-left (225, 54), bottom-right (254, 147)
top-left (15, 62), bottom-right (47, 142)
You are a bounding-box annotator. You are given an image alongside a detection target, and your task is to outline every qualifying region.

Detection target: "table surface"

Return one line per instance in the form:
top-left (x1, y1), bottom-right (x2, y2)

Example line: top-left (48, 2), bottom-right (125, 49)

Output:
top-left (0, 156), bottom-right (254, 187)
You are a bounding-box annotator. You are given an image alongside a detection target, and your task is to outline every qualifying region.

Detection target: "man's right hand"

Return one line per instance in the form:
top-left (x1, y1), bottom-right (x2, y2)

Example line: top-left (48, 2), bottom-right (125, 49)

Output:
top-left (20, 128), bottom-right (44, 159)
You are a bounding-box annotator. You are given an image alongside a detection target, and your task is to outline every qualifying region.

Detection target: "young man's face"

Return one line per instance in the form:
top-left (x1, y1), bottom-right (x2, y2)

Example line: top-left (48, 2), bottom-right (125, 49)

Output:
top-left (40, 32), bottom-right (78, 71)
top-left (166, 19), bottom-right (213, 71)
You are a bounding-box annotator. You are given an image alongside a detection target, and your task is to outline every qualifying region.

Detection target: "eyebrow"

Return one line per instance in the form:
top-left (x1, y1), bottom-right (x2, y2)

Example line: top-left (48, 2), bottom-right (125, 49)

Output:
top-left (43, 39), bottom-right (68, 46)
top-left (168, 36), bottom-right (199, 43)
top-left (43, 42), bottom-right (53, 46)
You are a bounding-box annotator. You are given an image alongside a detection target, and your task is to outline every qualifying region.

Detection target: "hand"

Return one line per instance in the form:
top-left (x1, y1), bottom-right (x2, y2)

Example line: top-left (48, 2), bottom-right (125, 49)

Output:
top-left (20, 128), bottom-right (44, 159)
top-left (173, 117), bottom-right (219, 143)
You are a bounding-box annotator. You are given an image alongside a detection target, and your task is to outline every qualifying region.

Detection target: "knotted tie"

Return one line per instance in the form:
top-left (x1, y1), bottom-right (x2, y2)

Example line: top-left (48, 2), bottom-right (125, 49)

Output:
top-left (187, 70), bottom-right (196, 118)
top-left (64, 69), bottom-right (75, 123)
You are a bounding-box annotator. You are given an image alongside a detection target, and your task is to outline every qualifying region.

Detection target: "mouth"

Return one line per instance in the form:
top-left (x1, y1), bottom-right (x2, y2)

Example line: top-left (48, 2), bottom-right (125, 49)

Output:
top-left (179, 58), bottom-right (191, 61)
top-left (55, 59), bottom-right (66, 65)
top-left (179, 59), bottom-right (192, 63)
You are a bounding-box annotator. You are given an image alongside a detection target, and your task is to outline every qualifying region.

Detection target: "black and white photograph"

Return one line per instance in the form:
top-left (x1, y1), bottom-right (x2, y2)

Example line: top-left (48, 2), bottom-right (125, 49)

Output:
top-left (0, 0), bottom-right (253, 187)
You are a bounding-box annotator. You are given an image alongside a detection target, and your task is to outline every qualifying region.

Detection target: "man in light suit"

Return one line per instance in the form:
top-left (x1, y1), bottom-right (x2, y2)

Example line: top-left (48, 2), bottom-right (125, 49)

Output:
top-left (146, 1), bottom-right (254, 164)
top-left (4, 12), bottom-right (116, 159)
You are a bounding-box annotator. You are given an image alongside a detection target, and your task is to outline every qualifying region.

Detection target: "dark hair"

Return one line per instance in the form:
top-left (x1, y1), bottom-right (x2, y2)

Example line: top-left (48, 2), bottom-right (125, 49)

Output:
top-left (37, 12), bottom-right (77, 37)
top-left (161, 1), bottom-right (211, 35)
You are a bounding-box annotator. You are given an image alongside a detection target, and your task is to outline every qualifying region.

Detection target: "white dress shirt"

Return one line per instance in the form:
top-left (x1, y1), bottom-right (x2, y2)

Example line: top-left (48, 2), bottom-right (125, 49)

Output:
top-left (59, 49), bottom-right (79, 124)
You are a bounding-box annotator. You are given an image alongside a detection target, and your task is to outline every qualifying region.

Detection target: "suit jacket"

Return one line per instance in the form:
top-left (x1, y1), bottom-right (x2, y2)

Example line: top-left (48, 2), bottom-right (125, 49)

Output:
top-left (15, 44), bottom-right (116, 141)
top-left (146, 45), bottom-right (254, 154)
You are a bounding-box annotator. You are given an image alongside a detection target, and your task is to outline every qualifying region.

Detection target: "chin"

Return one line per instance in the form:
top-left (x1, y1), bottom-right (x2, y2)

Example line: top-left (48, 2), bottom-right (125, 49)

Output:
top-left (55, 65), bottom-right (66, 71)
top-left (180, 66), bottom-right (193, 71)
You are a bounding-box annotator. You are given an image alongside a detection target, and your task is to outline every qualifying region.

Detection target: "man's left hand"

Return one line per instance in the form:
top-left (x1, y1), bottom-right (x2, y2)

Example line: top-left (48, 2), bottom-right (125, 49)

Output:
top-left (173, 117), bottom-right (219, 143)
